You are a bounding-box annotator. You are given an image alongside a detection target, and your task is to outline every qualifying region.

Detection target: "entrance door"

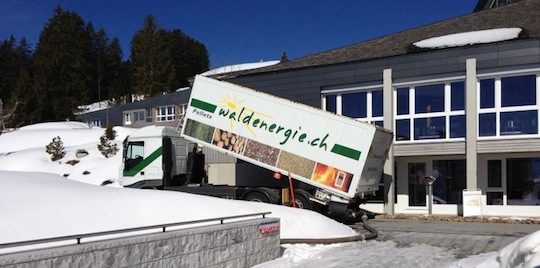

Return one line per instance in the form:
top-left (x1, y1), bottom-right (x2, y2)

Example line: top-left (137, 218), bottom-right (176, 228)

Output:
top-left (408, 163), bottom-right (427, 206)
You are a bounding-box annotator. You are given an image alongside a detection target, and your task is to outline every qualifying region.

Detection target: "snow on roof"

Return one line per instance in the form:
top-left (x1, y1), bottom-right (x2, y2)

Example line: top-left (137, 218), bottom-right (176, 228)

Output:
top-left (413, 28), bottom-right (522, 49)
top-left (201, 60), bottom-right (280, 76)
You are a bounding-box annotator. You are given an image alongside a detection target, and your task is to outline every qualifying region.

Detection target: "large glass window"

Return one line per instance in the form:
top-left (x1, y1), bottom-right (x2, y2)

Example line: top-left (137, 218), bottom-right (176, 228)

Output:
top-left (451, 82), bottom-right (465, 111)
top-left (415, 84), bottom-right (445, 113)
top-left (342, 92), bottom-right (367, 118)
top-left (325, 95), bottom-right (336, 113)
top-left (507, 158), bottom-right (540, 206)
top-left (397, 88), bottom-right (409, 115)
top-left (501, 75), bottom-right (536, 107)
top-left (408, 163), bottom-right (426, 206)
top-left (414, 117), bottom-right (445, 140)
top-left (480, 79), bottom-right (495, 109)
top-left (432, 160), bottom-right (466, 204)
top-left (500, 110), bottom-right (538, 135)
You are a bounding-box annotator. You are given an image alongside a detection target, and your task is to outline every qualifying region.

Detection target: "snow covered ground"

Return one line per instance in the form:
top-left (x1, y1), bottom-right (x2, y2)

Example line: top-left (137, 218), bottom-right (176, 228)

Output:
top-left (1, 122), bottom-right (539, 267)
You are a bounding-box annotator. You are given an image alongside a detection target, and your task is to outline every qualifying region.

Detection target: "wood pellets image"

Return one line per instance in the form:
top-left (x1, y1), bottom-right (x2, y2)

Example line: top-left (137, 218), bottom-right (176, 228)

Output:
top-left (243, 139), bottom-right (280, 166)
top-left (276, 151), bottom-right (316, 179)
top-left (212, 128), bottom-right (246, 154)
top-left (183, 119), bottom-right (214, 143)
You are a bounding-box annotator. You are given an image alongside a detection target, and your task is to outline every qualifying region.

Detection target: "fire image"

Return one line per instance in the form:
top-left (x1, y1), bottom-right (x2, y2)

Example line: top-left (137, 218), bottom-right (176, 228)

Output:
top-left (311, 163), bottom-right (352, 192)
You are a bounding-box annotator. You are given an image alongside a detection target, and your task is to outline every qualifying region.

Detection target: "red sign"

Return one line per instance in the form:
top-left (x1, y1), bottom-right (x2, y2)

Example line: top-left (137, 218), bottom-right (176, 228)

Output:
top-left (258, 222), bottom-right (280, 234)
top-left (273, 172), bottom-right (282, 180)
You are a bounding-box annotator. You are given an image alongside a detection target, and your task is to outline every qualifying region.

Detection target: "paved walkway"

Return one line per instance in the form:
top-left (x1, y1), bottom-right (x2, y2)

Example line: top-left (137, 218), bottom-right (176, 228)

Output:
top-left (355, 219), bottom-right (540, 258)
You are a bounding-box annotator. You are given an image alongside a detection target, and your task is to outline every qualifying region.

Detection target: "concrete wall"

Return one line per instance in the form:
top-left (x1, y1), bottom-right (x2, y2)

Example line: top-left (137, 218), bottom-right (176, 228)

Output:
top-left (0, 218), bottom-right (280, 268)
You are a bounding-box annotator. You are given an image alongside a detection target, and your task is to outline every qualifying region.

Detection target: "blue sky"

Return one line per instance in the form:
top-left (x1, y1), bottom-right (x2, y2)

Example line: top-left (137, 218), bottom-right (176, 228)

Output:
top-left (0, 0), bottom-right (478, 69)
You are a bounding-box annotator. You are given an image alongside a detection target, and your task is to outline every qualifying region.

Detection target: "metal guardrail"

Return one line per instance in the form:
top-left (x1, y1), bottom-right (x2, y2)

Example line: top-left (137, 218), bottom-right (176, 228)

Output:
top-left (0, 212), bottom-right (271, 252)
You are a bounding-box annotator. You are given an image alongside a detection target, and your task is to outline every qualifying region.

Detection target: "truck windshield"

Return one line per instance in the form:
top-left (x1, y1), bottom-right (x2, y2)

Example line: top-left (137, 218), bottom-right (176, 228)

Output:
top-left (125, 141), bottom-right (144, 170)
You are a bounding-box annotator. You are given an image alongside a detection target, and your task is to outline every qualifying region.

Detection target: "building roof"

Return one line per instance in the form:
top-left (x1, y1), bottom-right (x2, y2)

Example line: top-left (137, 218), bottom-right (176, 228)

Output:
top-left (232, 0), bottom-right (539, 77)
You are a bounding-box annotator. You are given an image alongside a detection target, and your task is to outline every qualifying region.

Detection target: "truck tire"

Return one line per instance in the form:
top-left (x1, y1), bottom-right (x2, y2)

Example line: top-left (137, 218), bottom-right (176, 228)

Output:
top-left (244, 191), bottom-right (272, 203)
top-left (293, 190), bottom-right (313, 210)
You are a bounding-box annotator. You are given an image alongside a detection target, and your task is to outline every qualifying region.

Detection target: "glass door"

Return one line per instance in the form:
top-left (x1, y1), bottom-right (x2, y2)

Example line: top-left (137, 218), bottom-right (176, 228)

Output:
top-left (408, 163), bottom-right (427, 206)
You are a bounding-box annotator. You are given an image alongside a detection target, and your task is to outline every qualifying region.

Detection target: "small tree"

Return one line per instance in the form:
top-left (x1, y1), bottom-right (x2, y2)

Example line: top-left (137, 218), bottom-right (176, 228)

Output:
top-left (46, 136), bottom-right (66, 161)
top-left (97, 124), bottom-right (118, 158)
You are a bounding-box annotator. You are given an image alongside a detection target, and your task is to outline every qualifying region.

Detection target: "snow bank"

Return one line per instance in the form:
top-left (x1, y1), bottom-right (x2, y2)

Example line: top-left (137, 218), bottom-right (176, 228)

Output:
top-left (0, 171), bottom-right (357, 243)
top-left (0, 122), bottom-right (134, 185)
top-left (413, 28), bottom-right (522, 49)
top-left (450, 230), bottom-right (540, 268)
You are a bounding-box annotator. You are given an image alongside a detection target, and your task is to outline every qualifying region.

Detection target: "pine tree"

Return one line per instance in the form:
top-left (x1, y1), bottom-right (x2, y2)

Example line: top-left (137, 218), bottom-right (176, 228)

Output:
top-left (131, 15), bottom-right (173, 97)
top-left (32, 6), bottom-right (94, 121)
top-left (97, 124), bottom-right (118, 158)
top-left (166, 29), bottom-right (209, 89)
top-left (46, 136), bottom-right (66, 161)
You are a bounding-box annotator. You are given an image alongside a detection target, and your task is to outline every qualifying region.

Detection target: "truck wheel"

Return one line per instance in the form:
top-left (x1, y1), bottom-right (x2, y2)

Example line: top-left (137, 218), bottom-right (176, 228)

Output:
top-left (293, 191), bottom-right (312, 210)
top-left (245, 191), bottom-right (272, 203)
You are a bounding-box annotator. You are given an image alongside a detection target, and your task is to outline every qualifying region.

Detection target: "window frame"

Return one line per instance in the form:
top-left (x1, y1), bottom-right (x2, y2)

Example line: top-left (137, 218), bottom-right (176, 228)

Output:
top-left (322, 86), bottom-right (383, 125)
top-left (393, 80), bottom-right (466, 143)
top-left (477, 73), bottom-right (540, 140)
top-left (156, 105), bottom-right (177, 122)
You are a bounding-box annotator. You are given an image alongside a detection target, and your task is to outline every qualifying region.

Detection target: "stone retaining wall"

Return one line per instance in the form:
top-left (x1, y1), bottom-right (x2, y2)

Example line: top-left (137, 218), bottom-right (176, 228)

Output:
top-left (0, 218), bottom-right (280, 268)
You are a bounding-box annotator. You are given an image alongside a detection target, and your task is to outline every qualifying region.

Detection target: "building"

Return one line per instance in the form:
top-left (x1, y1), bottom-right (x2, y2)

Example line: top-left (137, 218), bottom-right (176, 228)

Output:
top-left (219, 0), bottom-right (540, 217)
top-left (78, 0), bottom-right (539, 217)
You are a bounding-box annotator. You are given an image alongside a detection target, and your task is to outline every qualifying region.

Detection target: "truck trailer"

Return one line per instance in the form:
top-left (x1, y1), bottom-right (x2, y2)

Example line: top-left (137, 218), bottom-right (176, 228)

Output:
top-left (120, 75), bottom-right (393, 220)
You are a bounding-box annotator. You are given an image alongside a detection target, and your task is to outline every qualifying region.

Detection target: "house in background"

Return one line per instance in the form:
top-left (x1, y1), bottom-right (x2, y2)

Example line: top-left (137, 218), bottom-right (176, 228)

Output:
top-left (76, 61), bottom-right (280, 129)
top-left (220, 0), bottom-right (540, 217)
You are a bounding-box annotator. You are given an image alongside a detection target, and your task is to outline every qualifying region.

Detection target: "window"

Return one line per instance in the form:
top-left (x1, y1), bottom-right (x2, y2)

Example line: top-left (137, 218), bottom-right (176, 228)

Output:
top-left (124, 141), bottom-right (144, 171)
top-left (325, 95), bottom-right (337, 113)
top-left (500, 110), bottom-right (538, 135)
top-left (415, 84), bottom-right (444, 113)
top-left (478, 74), bottom-right (539, 138)
top-left (134, 111), bottom-right (145, 123)
top-left (396, 119), bottom-right (410, 141)
top-left (397, 88), bottom-right (409, 115)
top-left (450, 115), bottom-right (466, 138)
top-left (501, 75), bottom-right (536, 107)
top-left (487, 192), bottom-right (504, 205)
top-left (372, 90), bottom-right (383, 117)
top-left (394, 81), bottom-right (464, 142)
top-left (479, 113), bottom-right (496, 136)
top-left (414, 117), bottom-right (445, 140)
top-left (480, 79), bottom-right (495, 109)
top-left (488, 160), bottom-right (502, 187)
top-left (507, 158), bottom-right (540, 206)
top-left (432, 160), bottom-right (466, 204)
top-left (342, 92), bottom-right (367, 118)
top-left (156, 105), bottom-right (176, 122)
top-left (451, 82), bottom-right (465, 111)
top-left (322, 89), bottom-right (383, 125)
top-left (146, 108), bottom-right (153, 122)
top-left (408, 163), bottom-right (426, 206)
top-left (124, 113), bottom-right (132, 126)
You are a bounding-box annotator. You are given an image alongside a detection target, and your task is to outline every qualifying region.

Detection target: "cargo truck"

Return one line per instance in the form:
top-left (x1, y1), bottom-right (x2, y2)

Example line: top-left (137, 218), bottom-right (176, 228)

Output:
top-left (120, 75), bottom-right (393, 220)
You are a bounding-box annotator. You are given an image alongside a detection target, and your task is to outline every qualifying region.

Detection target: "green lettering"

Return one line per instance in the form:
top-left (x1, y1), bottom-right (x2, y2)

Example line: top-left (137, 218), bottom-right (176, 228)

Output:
top-left (238, 107), bottom-right (245, 122)
top-left (242, 111), bottom-right (254, 125)
top-left (269, 124), bottom-right (277, 132)
top-left (298, 133), bottom-right (307, 142)
top-left (310, 138), bottom-right (320, 146)
top-left (252, 118), bottom-right (260, 127)
top-left (228, 112), bottom-right (237, 120)
top-left (259, 121), bottom-right (268, 130)
top-left (276, 126), bottom-right (285, 134)
top-left (218, 108), bottom-right (229, 117)
top-left (319, 134), bottom-right (329, 150)
top-left (280, 129), bottom-right (292, 145)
